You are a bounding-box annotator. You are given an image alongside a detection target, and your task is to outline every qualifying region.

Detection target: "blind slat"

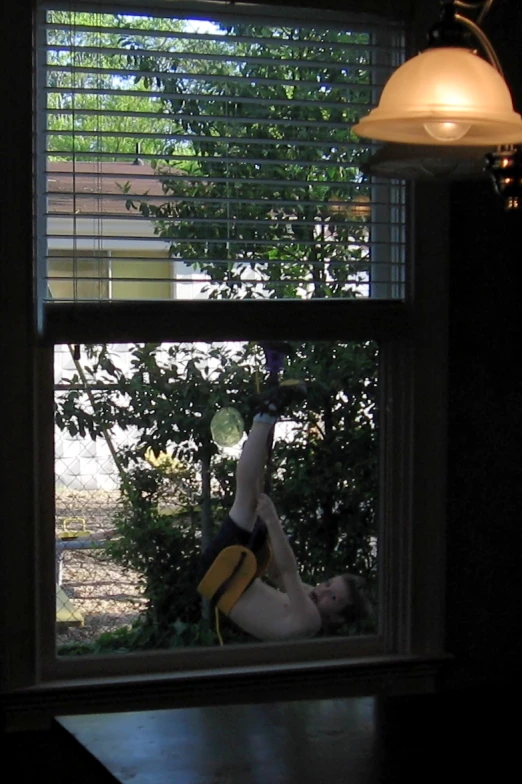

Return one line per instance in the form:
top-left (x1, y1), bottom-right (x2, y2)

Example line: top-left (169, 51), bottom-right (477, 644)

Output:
top-left (50, 175), bottom-right (370, 189)
top-left (48, 43), bottom-right (383, 72)
top-left (45, 21), bottom-right (401, 51)
top-left (47, 195), bottom-right (399, 208)
top-left (47, 234), bottom-right (404, 249)
top-left (46, 154), bottom-right (371, 169)
top-left (47, 129), bottom-right (366, 148)
top-left (48, 258), bottom-right (403, 272)
top-left (42, 0), bottom-right (406, 30)
top-left (48, 258), bottom-right (403, 267)
top-left (48, 216), bottom-right (402, 227)
top-left (46, 109), bottom-right (368, 131)
top-left (46, 193), bottom-right (400, 208)
top-left (46, 63), bottom-right (392, 86)
top-left (47, 86), bottom-right (371, 111)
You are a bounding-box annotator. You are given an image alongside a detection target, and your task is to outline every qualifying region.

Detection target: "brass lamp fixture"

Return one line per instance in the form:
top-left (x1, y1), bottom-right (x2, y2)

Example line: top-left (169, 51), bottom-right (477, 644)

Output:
top-left (354, 0), bottom-right (522, 209)
top-left (486, 145), bottom-right (522, 209)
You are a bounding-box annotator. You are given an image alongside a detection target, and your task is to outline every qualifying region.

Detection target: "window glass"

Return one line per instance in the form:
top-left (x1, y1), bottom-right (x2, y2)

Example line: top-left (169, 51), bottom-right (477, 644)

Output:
top-left (39, 5), bottom-right (405, 303)
top-left (54, 340), bottom-right (379, 654)
top-left (48, 250), bottom-right (110, 300)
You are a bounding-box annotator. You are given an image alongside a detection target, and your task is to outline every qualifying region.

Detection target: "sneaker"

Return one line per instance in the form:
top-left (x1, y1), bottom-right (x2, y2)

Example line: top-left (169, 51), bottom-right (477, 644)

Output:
top-left (259, 341), bottom-right (294, 376)
top-left (251, 379), bottom-right (307, 417)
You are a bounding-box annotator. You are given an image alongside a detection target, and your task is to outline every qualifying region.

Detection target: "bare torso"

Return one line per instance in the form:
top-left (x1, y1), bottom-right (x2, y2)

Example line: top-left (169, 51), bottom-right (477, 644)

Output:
top-left (228, 578), bottom-right (322, 641)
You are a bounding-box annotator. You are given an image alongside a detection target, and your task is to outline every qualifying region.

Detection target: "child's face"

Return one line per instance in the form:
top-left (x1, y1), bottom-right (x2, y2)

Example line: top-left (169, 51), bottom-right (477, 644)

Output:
top-left (309, 575), bottom-right (351, 622)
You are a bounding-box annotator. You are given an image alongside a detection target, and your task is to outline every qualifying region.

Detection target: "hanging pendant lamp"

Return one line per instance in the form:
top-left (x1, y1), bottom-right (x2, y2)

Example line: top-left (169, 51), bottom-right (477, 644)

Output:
top-left (353, 1), bottom-right (522, 148)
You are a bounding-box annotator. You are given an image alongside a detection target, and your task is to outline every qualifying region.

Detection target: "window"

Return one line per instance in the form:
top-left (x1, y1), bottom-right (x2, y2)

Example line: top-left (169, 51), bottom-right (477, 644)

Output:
top-left (16, 0), bottom-right (446, 701)
top-left (36, 0), bottom-right (406, 305)
top-left (53, 339), bottom-right (380, 653)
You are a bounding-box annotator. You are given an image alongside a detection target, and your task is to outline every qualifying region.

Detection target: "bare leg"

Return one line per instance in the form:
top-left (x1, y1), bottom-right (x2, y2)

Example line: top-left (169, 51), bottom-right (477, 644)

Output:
top-left (228, 377), bottom-right (306, 532)
top-left (229, 419), bottom-right (273, 532)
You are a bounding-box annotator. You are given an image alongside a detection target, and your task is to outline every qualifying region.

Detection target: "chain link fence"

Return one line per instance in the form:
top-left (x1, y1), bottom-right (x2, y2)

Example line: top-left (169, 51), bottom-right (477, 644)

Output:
top-left (54, 345), bottom-right (147, 651)
top-left (55, 488), bottom-right (146, 646)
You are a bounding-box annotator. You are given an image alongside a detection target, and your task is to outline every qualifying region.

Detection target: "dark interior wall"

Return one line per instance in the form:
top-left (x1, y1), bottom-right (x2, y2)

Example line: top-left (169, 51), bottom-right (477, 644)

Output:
top-left (444, 0), bottom-right (522, 687)
top-left (445, 180), bottom-right (522, 690)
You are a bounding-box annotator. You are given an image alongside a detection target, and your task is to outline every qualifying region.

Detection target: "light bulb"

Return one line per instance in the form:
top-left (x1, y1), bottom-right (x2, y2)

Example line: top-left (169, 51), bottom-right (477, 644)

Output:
top-left (423, 121), bottom-right (471, 141)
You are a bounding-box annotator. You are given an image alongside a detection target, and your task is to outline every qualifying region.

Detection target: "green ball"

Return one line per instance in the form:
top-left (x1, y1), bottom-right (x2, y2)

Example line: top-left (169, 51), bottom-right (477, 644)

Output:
top-left (210, 407), bottom-right (244, 447)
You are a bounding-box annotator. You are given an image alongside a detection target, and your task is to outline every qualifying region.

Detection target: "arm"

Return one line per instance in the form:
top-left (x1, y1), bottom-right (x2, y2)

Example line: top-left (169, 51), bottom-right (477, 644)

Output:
top-left (256, 494), bottom-right (298, 579)
top-left (266, 559), bottom-right (313, 593)
top-left (255, 494), bottom-right (321, 638)
top-left (265, 557), bottom-right (312, 593)
top-left (256, 494), bottom-right (316, 607)
top-left (257, 495), bottom-right (313, 590)
top-left (264, 558), bottom-right (285, 590)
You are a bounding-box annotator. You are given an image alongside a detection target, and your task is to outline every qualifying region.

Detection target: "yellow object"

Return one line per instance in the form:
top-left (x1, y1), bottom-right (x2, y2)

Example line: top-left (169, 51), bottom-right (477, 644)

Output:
top-left (353, 47), bottom-right (522, 146)
top-left (206, 540), bottom-right (272, 644)
top-left (197, 541), bottom-right (272, 616)
top-left (198, 546), bottom-right (257, 615)
top-left (215, 606), bottom-right (224, 646)
top-left (144, 447), bottom-right (184, 473)
top-left (56, 584), bottom-right (84, 627)
top-left (57, 517), bottom-right (91, 540)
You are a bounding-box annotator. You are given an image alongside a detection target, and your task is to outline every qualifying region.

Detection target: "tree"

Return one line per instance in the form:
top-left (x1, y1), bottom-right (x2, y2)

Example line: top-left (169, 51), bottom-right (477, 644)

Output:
top-left (45, 11), bottom-right (375, 294)
top-left (46, 10), bottom-right (189, 159)
top-left (56, 341), bottom-right (259, 538)
top-left (116, 17), bottom-right (380, 588)
top-left (270, 341), bottom-right (378, 584)
top-left (123, 20), bottom-right (374, 299)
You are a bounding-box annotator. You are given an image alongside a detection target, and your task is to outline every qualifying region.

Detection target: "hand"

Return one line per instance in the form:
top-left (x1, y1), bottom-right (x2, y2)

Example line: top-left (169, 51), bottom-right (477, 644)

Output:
top-left (256, 493), bottom-right (279, 525)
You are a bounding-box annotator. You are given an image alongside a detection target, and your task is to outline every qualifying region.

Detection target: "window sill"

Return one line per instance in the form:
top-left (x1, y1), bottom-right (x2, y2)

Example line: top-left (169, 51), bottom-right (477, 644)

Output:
top-left (4, 653), bottom-right (450, 731)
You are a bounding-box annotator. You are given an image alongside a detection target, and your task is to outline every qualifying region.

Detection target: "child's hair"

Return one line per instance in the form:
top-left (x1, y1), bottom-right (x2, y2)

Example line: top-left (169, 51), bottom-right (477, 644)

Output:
top-left (320, 573), bottom-right (374, 635)
top-left (340, 573), bottom-right (374, 625)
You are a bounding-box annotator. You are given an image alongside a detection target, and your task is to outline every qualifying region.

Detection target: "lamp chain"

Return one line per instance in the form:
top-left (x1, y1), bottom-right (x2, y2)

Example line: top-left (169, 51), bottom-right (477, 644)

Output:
top-left (453, 0), bottom-right (495, 25)
top-left (454, 12), bottom-right (504, 75)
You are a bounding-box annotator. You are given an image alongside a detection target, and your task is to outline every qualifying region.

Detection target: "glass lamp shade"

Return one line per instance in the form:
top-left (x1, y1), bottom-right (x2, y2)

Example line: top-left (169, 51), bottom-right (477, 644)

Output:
top-left (353, 47), bottom-right (522, 146)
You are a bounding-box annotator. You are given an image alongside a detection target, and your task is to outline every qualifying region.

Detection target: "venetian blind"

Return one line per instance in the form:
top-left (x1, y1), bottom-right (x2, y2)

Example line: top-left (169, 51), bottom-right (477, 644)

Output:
top-left (36, 0), bottom-right (406, 303)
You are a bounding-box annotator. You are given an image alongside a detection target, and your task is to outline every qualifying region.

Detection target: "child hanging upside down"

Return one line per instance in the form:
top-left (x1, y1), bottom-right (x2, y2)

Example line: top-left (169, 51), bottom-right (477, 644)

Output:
top-left (197, 382), bottom-right (373, 641)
